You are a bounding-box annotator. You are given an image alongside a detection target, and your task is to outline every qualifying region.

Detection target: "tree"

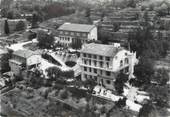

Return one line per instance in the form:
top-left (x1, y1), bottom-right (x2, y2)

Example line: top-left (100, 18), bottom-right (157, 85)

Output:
top-left (15, 21), bottom-right (25, 31)
top-left (46, 67), bottom-right (61, 80)
top-left (127, 0), bottom-right (136, 8)
top-left (4, 20), bottom-right (10, 35)
top-left (134, 57), bottom-right (154, 86)
top-left (37, 30), bottom-right (54, 49)
top-left (1, 53), bottom-right (11, 73)
top-left (31, 12), bottom-right (39, 28)
top-left (152, 69), bottom-right (169, 86)
top-left (114, 72), bottom-right (128, 94)
top-left (83, 78), bottom-right (97, 93)
top-left (147, 85), bottom-right (170, 108)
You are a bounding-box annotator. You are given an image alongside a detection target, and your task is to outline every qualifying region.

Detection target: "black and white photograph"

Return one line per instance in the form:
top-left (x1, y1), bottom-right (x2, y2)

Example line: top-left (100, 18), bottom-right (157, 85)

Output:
top-left (0, 0), bottom-right (170, 117)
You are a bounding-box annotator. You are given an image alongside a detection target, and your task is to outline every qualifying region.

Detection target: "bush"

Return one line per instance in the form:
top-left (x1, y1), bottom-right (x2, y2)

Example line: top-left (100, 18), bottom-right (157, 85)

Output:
top-left (60, 89), bottom-right (68, 99)
top-left (65, 61), bottom-right (76, 67)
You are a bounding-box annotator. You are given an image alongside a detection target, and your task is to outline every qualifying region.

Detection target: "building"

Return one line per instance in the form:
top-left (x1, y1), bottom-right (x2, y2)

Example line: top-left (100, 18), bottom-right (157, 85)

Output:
top-left (80, 43), bottom-right (137, 90)
top-left (0, 18), bottom-right (27, 35)
top-left (57, 23), bottom-right (97, 47)
top-left (9, 50), bottom-right (41, 75)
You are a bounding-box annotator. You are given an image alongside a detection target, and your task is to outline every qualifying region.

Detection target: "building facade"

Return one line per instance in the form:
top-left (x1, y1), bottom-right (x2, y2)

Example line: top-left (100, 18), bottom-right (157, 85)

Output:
top-left (9, 50), bottom-right (41, 75)
top-left (57, 23), bottom-right (97, 47)
top-left (80, 43), bottom-right (137, 90)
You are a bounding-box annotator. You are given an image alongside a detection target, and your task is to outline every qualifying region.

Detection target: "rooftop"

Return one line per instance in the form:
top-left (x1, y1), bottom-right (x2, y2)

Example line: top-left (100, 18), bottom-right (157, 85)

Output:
top-left (13, 49), bottom-right (40, 58)
top-left (81, 43), bottom-right (122, 57)
top-left (58, 23), bottom-right (96, 32)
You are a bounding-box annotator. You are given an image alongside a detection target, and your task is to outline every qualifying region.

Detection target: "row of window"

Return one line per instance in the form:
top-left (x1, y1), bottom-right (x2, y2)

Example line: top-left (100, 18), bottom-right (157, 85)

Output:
top-left (84, 67), bottom-right (111, 76)
top-left (60, 37), bottom-right (70, 41)
top-left (120, 58), bottom-right (129, 67)
top-left (59, 31), bottom-right (87, 37)
top-left (83, 59), bottom-right (110, 68)
top-left (83, 53), bottom-right (110, 61)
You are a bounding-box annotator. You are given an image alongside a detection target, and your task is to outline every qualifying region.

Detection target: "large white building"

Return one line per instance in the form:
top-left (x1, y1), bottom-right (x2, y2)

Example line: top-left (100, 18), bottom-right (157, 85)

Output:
top-left (57, 23), bottom-right (97, 47)
top-left (80, 43), bottom-right (138, 90)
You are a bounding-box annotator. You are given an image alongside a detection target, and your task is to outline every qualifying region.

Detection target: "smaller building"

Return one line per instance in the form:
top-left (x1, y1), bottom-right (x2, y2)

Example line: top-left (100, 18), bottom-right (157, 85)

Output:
top-left (57, 23), bottom-right (97, 47)
top-left (9, 49), bottom-right (41, 75)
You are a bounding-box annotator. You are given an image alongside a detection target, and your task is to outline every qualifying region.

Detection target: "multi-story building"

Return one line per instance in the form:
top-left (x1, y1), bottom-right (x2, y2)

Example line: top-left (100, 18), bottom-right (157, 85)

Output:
top-left (9, 50), bottom-right (41, 75)
top-left (80, 43), bottom-right (137, 90)
top-left (57, 23), bottom-right (97, 47)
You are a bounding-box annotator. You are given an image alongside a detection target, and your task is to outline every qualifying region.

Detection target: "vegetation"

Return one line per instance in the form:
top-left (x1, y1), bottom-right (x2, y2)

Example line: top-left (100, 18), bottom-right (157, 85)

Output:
top-left (37, 30), bottom-right (55, 49)
top-left (4, 20), bottom-right (10, 35)
top-left (114, 72), bottom-right (128, 94)
top-left (65, 61), bottom-right (76, 67)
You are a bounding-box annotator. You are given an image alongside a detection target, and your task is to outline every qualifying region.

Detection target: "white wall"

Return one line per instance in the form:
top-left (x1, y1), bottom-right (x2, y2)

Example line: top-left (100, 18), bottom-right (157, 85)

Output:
top-left (88, 27), bottom-right (98, 40)
top-left (112, 50), bottom-right (132, 72)
top-left (27, 55), bottom-right (41, 66)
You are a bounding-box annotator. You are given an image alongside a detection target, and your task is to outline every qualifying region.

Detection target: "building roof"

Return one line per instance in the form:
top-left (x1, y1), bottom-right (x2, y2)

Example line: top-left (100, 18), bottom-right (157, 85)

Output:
top-left (81, 43), bottom-right (121, 57)
top-left (58, 23), bottom-right (96, 32)
top-left (0, 48), bottom-right (8, 55)
top-left (13, 49), bottom-right (40, 59)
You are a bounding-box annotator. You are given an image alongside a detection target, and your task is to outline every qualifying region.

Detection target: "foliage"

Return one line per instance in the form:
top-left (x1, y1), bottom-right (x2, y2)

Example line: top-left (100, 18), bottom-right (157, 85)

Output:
top-left (83, 78), bottom-right (97, 93)
top-left (37, 30), bottom-right (55, 49)
top-left (152, 69), bottom-right (169, 85)
top-left (1, 53), bottom-right (11, 73)
top-left (138, 102), bottom-right (157, 117)
top-left (4, 20), bottom-right (10, 35)
top-left (134, 57), bottom-right (154, 86)
top-left (15, 21), bottom-right (25, 31)
top-left (115, 97), bottom-right (127, 108)
top-left (147, 85), bottom-right (170, 108)
top-left (31, 12), bottom-right (40, 28)
top-left (46, 67), bottom-right (61, 80)
top-left (28, 31), bottom-right (37, 40)
top-left (59, 89), bottom-right (69, 99)
top-left (65, 61), bottom-right (76, 67)
top-left (114, 72), bottom-right (128, 94)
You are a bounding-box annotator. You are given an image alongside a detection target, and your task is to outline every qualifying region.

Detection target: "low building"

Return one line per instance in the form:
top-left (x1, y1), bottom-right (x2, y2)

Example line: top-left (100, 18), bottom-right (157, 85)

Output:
top-left (0, 18), bottom-right (27, 35)
top-left (9, 49), bottom-right (41, 75)
top-left (57, 23), bottom-right (97, 47)
top-left (80, 43), bottom-right (137, 90)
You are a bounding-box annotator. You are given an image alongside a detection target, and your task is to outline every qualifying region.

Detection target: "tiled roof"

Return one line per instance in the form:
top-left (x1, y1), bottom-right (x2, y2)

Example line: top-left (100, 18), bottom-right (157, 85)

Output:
top-left (81, 43), bottom-right (121, 57)
top-left (58, 23), bottom-right (96, 32)
top-left (13, 49), bottom-right (40, 58)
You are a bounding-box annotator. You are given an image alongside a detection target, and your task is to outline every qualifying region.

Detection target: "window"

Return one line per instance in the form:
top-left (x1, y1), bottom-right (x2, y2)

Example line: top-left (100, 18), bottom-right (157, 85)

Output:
top-left (77, 33), bottom-right (80, 36)
top-left (84, 60), bottom-right (87, 64)
top-left (124, 67), bottom-right (129, 73)
top-left (83, 53), bottom-right (86, 57)
top-left (60, 31), bottom-right (63, 34)
top-left (106, 62), bottom-right (109, 68)
top-left (88, 60), bottom-right (91, 65)
top-left (120, 60), bottom-right (123, 67)
top-left (106, 57), bottom-right (110, 61)
top-left (83, 33), bottom-right (87, 37)
top-left (106, 80), bottom-right (111, 84)
top-left (71, 32), bottom-right (74, 35)
top-left (89, 68), bottom-right (92, 72)
top-left (65, 31), bottom-right (69, 34)
top-left (100, 70), bottom-right (102, 75)
top-left (100, 56), bottom-right (103, 60)
top-left (94, 55), bottom-right (97, 59)
top-left (84, 74), bottom-right (87, 78)
top-left (94, 60), bottom-right (97, 66)
top-left (84, 67), bottom-right (87, 71)
top-left (125, 53), bottom-right (128, 56)
top-left (88, 54), bottom-right (91, 58)
top-left (100, 62), bottom-right (103, 67)
top-left (106, 71), bottom-right (111, 76)
top-left (94, 69), bottom-right (97, 73)
top-left (125, 58), bottom-right (129, 64)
